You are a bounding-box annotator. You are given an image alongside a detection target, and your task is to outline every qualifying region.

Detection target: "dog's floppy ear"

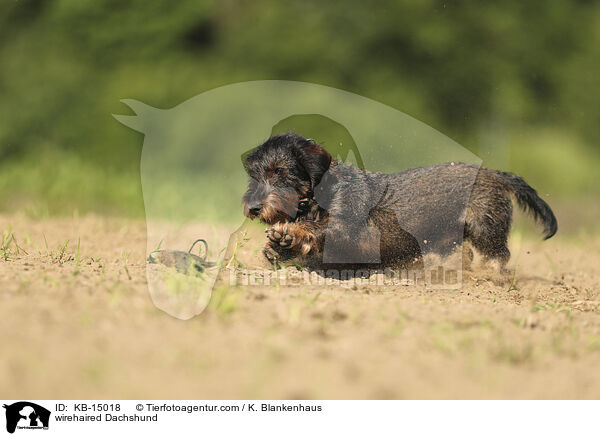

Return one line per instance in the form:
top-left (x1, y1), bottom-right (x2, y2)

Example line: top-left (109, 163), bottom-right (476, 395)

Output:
top-left (297, 140), bottom-right (332, 187)
top-left (240, 146), bottom-right (259, 173)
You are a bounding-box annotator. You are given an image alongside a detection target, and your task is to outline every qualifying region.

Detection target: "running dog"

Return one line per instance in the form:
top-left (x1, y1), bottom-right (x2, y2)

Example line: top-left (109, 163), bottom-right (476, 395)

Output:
top-left (242, 132), bottom-right (557, 270)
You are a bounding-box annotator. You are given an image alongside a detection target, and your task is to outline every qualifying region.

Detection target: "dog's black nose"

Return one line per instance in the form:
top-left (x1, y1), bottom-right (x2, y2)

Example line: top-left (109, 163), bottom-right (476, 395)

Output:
top-left (249, 206), bottom-right (262, 216)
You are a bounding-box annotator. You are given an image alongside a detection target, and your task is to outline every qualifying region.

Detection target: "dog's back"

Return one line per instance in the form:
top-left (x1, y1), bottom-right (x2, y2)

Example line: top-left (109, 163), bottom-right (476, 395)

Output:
top-left (326, 161), bottom-right (557, 266)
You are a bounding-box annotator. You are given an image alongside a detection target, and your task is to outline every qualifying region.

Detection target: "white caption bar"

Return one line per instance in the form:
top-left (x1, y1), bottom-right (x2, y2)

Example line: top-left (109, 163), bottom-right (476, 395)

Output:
top-left (1, 400), bottom-right (597, 435)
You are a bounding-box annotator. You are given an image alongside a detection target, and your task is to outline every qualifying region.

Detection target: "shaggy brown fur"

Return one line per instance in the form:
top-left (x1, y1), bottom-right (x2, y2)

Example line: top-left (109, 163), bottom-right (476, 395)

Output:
top-left (242, 132), bottom-right (557, 271)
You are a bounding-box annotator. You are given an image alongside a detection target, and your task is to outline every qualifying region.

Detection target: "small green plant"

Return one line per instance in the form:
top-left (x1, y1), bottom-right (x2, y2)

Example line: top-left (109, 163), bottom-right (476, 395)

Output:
top-left (42, 234), bottom-right (71, 264)
top-left (90, 256), bottom-right (106, 275)
top-left (73, 238), bottom-right (82, 276)
top-left (587, 335), bottom-right (600, 352)
top-left (208, 286), bottom-right (239, 318)
top-left (1, 229), bottom-right (28, 261)
top-left (56, 239), bottom-right (70, 264)
top-left (506, 264), bottom-right (519, 292)
top-left (226, 230), bottom-right (249, 268)
top-left (121, 250), bottom-right (132, 280)
top-left (43, 233), bottom-right (51, 260)
top-left (75, 238), bottom-right (81, 263)
top-left (299, 291), bottom-right (322, 307)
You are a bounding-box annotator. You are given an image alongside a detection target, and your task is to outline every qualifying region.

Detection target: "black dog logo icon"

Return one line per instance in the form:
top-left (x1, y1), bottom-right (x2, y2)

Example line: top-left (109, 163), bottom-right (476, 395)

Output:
top-left (3, 402), bottom-right (50, 434)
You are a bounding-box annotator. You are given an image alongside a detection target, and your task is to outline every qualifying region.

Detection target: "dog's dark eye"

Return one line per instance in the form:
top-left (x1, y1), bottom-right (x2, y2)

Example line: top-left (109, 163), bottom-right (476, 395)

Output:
top-left (273, 167), bottom-right (285, 175)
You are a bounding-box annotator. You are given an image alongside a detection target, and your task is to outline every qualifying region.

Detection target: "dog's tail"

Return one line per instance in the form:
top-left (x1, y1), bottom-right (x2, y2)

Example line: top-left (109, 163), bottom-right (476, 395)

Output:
top-left (499, 171), bottom-right (557, 239)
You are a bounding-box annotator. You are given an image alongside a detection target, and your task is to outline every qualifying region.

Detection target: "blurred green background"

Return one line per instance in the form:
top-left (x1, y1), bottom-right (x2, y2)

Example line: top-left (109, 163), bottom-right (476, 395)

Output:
top-left (1, 0), bottom-right (599, 229)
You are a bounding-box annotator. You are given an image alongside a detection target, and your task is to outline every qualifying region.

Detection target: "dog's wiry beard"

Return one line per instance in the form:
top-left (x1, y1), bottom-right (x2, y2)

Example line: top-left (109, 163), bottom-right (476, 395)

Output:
top-left (259, 189), bottom-right (301, 224)
top-left (242, 180), bottom-right (304, 224)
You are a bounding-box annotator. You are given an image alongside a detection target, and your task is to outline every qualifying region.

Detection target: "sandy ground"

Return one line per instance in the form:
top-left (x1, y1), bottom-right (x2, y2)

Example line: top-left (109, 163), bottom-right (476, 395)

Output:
top-left (1, 213), bottom-right (600, 399)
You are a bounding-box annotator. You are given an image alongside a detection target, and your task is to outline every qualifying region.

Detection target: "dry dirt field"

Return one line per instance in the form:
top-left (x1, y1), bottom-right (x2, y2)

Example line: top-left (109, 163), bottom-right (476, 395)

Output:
top-left (1, 212), bottom-right (600, 399)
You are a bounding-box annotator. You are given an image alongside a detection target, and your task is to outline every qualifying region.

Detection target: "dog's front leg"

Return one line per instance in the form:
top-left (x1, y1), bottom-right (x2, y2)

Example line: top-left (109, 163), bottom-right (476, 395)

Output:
top-left (263, 221), bottom-right (323, 263)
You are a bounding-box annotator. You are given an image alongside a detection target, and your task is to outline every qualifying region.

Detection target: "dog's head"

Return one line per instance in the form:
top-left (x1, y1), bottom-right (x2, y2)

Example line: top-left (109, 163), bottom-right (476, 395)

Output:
top-left (242, 132), bottom-right (332, 224)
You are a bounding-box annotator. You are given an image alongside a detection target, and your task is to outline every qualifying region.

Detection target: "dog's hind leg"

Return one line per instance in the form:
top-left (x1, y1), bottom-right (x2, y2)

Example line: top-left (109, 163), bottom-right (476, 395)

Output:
top-left (464, 203), bottom-right (512, 272)
top-left (462, 241), bottom-right (474, 271)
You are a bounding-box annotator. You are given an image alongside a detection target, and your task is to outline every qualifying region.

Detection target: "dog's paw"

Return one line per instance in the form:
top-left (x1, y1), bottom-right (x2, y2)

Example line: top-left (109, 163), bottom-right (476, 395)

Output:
top-left (263, 224), bottom-right (296, 264)
top-left (263, 245), bottom-right (281, 262)
top-left (266, 225), bottom-right (294, 247)
top-left (263, 222), bottom-right (316, 264)
top-left (263, 240), bottom-right (297, 264)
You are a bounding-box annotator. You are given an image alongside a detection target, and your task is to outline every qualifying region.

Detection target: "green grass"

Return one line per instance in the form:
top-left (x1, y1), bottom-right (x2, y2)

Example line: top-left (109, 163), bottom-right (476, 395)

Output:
top-left (0, 128), bottom-right (598, 232)
top-left (206, 286), bottom-right (241, 319)
top-left (1, 228), bottom-right (28, 261)
top-left (0, 150), bottom-right (144, 218)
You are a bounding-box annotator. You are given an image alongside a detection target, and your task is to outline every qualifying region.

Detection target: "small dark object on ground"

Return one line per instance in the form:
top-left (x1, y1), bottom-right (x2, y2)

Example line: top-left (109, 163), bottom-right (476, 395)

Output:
top-left (147, 239), bottom-right (215, 275)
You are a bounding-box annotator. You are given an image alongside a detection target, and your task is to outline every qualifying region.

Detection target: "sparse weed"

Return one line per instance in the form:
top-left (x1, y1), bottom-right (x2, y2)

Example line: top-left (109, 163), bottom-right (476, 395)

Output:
top-left (226, 230), bottom-right (249, 268)
top-left (42, 235), bottom-right (73, 264)
top-left (506, 265), bottom-right (518, 292)
top-left (587, 335), bottom-right (600, 352)
top-left (208, 286), bottom-right (239, 318)
top-left (121, 251), bottom-right (131, 280)
top-left (73, 238), bottom-right (82, 276)
top-left (90, 256), bottom-right (106, 276)
top-left (493, 343), bottom-right (534, 365)
top-left (75, 238), bottom-right (81, 263)
top-left (299, 291), bottom-right (322, 307)
top-left (1, 228), bottom-right (28, 261)
top-left (43, 233), bottom-right (51, 260)
top-left (41, 273), bottom-right (58, 287)
top-left (287, 301), bottom-right (303, 326)
top-left (56, 239), bottom-right (70, 264)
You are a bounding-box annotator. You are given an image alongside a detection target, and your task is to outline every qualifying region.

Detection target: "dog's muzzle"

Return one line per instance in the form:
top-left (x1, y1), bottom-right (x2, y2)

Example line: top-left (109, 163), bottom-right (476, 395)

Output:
top-left (243, 184), bottom-right (305, 224)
